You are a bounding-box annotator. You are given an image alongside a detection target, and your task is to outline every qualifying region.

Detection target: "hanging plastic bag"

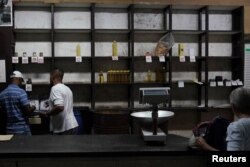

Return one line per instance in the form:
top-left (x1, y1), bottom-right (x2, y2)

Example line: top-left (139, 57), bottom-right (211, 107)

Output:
top-left (155, 32), bottom-right (175, 57)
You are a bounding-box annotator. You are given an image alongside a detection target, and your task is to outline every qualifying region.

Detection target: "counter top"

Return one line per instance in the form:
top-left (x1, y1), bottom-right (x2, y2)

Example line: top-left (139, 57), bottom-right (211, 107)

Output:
top-left (0, 134), bottom-right (189, 157)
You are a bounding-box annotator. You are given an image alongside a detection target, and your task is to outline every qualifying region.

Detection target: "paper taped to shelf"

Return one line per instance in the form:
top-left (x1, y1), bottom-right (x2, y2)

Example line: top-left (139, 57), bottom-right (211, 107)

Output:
top-left (217, 81), bottom-right (223, 86)
top-left (38, 57), bottom-right (44, 64)
top-left (12, 57), bottom-right (18, 64)
top-left (178, 81), bottom-right (184, 88)
top-left (22, 57), bottom-right (28, 64)
top-left (179, 56), bottom-right (185, 62)
top-left (0, 60), bottom-right (6, 83)
top-left (31, 57), bottom-right (38, 63)
top-left (76, 56), bottom-right (82, 62)
top-left (146, 55), bottom-right (152, 63)
top-left (226, 81), bottom-right (232, 87)
top-left (159, 56), bottom-right (165, 62)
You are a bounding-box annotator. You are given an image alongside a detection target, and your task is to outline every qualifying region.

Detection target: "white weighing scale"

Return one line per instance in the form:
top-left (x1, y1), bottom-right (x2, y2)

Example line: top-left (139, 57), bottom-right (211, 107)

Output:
top-left (131, 87), bottom-right (174, 144)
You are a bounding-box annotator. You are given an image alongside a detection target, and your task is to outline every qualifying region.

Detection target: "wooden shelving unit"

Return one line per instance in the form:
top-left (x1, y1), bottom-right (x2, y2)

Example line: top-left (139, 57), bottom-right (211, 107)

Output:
top-left (7, 2), bottom-right (245, 131)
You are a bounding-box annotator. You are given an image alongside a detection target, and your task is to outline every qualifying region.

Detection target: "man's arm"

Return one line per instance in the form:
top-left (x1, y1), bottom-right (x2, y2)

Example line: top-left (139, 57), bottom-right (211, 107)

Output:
top-left (40, 88), bottom-right (64, 117)
top-left (19, 91), bottom-right (35, 115)
top-left (47, 105), bottom-right (64, 116)
top-left (21, 105), bottom-right (36, 115)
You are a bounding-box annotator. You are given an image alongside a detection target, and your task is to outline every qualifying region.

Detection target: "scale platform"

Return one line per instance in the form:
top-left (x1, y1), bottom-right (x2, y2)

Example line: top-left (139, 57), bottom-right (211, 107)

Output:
top-left (142, 128), bottom-right (166, 144)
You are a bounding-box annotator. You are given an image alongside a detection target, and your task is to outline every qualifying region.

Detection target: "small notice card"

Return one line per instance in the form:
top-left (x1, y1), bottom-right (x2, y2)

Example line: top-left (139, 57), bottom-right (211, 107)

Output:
top-left (146, 56), bottom-right (152, 63)
top-left (25, 84), bottom-right (32, 92)
top-left (12, 57), bottom-right (19, 64)
top-left (226, 81), bottom-right (232, 87)
top-left (179, 56), bottom-right (185, 62)
top-left (112, 56), bottom-right (119, 61)
top-left (38, 57), bottom-right (44, 64)
top-left (76, 56), bottom-right (82, 63)
top-left (217, 81), bottom-right (224, 86)
top-left (210, 81), bottom-right (216, 87)
top-left (189, 48), bottom-right (196, 62)
top-left (0, 135), bottom-right (13, 141)
top-left (159, 56), bottom-right (165, 62)
top-left (22, 57), bottom-right (28, 64)
top-left (178, 81), bottom-right (185, 88)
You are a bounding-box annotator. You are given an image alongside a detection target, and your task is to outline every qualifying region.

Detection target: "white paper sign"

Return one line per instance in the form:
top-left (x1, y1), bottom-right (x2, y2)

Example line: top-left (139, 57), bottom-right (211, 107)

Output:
top-left (0, 60), bottom-right (6, 83)
top-left (226, 81), bottom-right (232, 87)
top-left (22, 57), bottom-right (28, 64)
top-left (12, 57), bottom-right (19, 64)
top-left (38, 57), bottom-right (44, 64)
top-left (76, 57), bottom-right (82, 63)
top-left (232, 81), bottom-right (238, 86)
top-left (112, 56), bottom-right (119, 61)
top-left (179, 56), bottom-right (185, 62)
top-left (146, 56), bottom-right (152, 63)
top-left (25, 84), bottom-right (32, 92)
top-left (31, 57), bottom-right (38, 63)
top-left (210, 81), bottom-right (216, 87)
top-left (178, 81), bottom-right (184, 88)
top-left (217, 81), bottom-right (224, 86)
top-left (237, 80), bottom-right (243, 86)
top-left (190, 56), bottom-right (196, 62)
top-left (189, 48), bottom-right (196, 62)
top-left (159, 56), bottom-right (165, 62)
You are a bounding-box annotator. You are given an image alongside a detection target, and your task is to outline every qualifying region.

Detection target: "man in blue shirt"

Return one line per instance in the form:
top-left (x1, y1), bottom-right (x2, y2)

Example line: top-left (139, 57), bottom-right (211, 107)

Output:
top-left (0, 71), bottom-right (35, 135)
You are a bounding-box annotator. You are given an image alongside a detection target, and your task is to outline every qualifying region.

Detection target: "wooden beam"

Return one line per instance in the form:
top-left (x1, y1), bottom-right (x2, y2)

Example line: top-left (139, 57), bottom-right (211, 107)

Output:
top-left (16, 0), bottom-right (250, 5)
top-left (245, 6), bottom-right (250, 34)
top-left (134, 0), bottom-right (250, 6)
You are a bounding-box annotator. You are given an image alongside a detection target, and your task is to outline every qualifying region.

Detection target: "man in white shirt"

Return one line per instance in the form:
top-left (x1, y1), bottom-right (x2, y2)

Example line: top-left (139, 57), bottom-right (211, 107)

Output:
top-left (40, 68), bottom-right (78, 135)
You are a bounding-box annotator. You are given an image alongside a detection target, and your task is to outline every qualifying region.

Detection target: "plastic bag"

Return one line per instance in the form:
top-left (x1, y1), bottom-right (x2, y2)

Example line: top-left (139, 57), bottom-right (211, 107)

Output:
top-left (155, 32), bottom-right (175, 57)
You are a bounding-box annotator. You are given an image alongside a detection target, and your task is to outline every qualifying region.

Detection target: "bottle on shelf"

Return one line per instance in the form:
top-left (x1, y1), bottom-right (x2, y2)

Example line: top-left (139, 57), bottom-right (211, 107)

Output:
top-left (112, 40), bottom-right (118, 57)
top-left (99, 71), bottom-right (104, 84)
top-left (27, 78), bottom-right (32, 84)
top-left (147, 70), bottom-right (152, 82)
top-left (107, 69), bottom-right (130, 83)
top-left (76, 44), bottom-right (81, 57)
top-left (178, 43), bottom-right (184, 57)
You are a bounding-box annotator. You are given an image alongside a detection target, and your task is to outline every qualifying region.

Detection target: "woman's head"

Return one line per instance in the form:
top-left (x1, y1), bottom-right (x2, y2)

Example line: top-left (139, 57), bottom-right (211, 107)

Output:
top-left (230, 87), bottom-right (250, 116)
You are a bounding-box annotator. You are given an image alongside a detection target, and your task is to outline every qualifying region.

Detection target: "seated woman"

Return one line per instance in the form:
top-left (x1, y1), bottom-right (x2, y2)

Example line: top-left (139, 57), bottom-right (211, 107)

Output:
top-left (194, 87), bottom-right (250, 151)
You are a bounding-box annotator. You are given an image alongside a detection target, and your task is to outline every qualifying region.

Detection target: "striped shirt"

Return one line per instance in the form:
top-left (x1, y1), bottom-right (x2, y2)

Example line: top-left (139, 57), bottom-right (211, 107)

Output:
top-left (0, 84), bottom-right (31, 135)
